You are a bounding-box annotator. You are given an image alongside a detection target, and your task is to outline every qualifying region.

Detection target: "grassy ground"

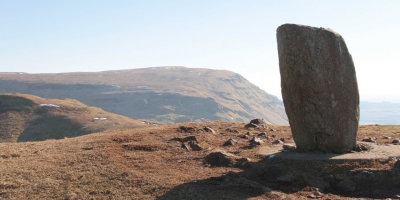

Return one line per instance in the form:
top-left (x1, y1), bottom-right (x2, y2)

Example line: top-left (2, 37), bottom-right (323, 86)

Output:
top-left (0, 121), bottom-right (399, 199)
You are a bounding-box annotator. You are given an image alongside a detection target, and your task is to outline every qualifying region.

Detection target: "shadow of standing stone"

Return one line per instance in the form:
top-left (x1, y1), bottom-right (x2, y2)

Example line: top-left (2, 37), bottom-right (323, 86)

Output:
top-left (277, 24), bottom-right (359, 153)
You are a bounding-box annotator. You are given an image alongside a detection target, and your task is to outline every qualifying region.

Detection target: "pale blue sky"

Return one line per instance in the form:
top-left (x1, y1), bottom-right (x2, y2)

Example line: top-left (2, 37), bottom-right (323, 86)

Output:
top-left (1, 0), bottom-right (399, 102)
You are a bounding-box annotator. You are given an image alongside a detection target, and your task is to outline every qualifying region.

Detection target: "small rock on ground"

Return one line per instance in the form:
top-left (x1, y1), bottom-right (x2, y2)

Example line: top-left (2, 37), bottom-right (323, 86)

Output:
top-left (353, 143), bottom-right (373, 152)
top-left (272, 139), bottom-right (284, 145)
top-left (181, 143), bottom-right (190, 151)
top-left (238, 134), bottom-right (250, 139)
top-left (225, 128), bottom-right (239, 133)
top-left (205, 151), bottom-right (237, 167)
top-left (223, 138), bottom-right (238, 146)
top-left (392, 138), bottom-right (400, 144)
top-left (249, 118), bottom-right (267, 125)
top-left (307, 190), bottom-right (323, 199)
top-left (245, 119), bottom-right (270, 129)
top-left (189, 141), bottom-right (203, 151)
top-left (182, 136), bottom-right (198, 143)
top-left (362, 137), bottom-right (376, 143)
top-left (282, 144), bottom-right (296, 151)
top-left (245, 123), bottom-right (258, 129)
top-left (168, 137), bottom-right (182, 142)
top-left (179, 126), bottom-right (196, 133)
top-left (257, 132), bottom-right (268, 137)
top-left (203, 127), bottom-right (216, 134)
top-left (235, 157), bottom-right (251, 168)
top-left (250, 137), bottom-right (264, 146)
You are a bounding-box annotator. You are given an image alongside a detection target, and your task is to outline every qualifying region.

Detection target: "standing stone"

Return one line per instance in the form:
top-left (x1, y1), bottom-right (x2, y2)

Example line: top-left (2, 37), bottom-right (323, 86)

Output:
top-left (277, 24), bottom-right (359, 153)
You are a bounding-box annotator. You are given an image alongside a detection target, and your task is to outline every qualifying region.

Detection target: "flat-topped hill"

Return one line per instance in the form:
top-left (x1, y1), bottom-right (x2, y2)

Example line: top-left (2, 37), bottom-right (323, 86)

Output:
top-left (0, 67), bottom-right (288, 125)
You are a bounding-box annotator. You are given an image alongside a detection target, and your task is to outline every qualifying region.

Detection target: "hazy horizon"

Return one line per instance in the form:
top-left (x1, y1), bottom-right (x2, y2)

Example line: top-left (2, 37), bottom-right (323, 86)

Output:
top-left (1, 0), bottom-right (400, 102)
top-left (2, 66), bottom-right (400, 104)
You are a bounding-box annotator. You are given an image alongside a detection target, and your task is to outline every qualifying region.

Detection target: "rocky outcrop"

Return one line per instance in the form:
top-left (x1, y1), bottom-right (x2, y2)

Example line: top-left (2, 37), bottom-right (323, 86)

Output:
top-left (277, 24), bottom-right (359, 153)
top-left (223, 138), bottom-right (238, 146)
top-left (205, 151), bottom-right (238, 167)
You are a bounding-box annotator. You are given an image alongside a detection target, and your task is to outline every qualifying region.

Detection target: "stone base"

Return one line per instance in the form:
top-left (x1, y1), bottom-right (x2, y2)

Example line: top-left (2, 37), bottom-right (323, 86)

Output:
top-left (257, 142), bottom-right (400, 161)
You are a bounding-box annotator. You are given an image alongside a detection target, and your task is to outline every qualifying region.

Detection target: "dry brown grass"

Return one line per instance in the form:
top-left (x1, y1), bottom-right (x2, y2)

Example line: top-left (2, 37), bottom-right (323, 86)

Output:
top-left (0, 122), bottom-right (399, 199)
top-left (0, 123), bottom-right (232, 199)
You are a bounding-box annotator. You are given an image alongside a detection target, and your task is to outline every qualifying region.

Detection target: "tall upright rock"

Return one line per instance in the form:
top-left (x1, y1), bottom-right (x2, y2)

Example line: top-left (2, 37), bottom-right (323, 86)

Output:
top-left (277, 24), bottom-right (359, 153)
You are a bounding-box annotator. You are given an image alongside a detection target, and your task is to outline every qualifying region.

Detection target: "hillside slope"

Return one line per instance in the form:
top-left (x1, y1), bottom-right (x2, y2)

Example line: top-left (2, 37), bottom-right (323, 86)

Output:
top-left (0, 67), bottom-right (288, 125)
top-left (0, 93), bottom-right (155, 142)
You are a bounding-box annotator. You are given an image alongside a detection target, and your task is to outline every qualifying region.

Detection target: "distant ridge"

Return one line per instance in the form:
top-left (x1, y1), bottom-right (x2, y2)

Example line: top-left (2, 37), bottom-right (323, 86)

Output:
top-left (0, 67), bottom-right (288, 125)
top-left (360, 101), bottom-right (400, 125)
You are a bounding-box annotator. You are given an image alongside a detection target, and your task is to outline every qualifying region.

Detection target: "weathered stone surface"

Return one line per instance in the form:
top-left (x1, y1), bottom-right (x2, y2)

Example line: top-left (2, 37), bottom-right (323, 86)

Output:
top-left (352, 143), bottom-right (373, 152)
top-left (181, 143), bottom-right (189, 152)
top-left (277, 24), bottom-right (360, 153)
top-left (244, 123), bottom-right (258, 129)
top-left (203, 127), bottom-right (216, 134)
top-left (257, 132), bottom-right (268, 137)
top-left (250, 137), bottom-right (264, 146)
top-left (362, 137), bottom-right (376, 143)
top-left (249, 118), bottom-right (267, 125)
top-left (205, 151), bottom-right (237, 167)
top-left (223, 138), bottom-right (238, 146)
top-left (189, 141), bottom-right (203, 151)
top-left (235, 157), bottom-right (251, 168)
top-left (182, 136), bottom-right (198, 143)
top-left (272, 139), bottom-right (283, 145)
top-left (282, 144), bottom-right (296, 151)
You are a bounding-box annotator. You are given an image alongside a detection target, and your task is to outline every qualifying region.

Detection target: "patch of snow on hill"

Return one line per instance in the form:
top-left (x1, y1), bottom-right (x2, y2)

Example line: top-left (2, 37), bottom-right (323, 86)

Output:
top-left (39, 104), bottom-right (60, 108)
top-left (94, 117), bottom-right (107, 120)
